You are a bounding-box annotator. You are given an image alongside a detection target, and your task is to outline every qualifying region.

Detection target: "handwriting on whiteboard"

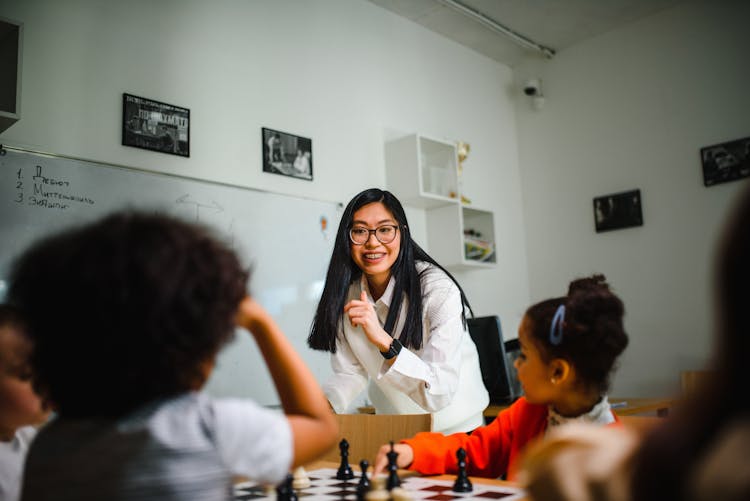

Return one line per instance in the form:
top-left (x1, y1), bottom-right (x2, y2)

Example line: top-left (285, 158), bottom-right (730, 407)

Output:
top-left (14, 164), bottom-right (95, 211)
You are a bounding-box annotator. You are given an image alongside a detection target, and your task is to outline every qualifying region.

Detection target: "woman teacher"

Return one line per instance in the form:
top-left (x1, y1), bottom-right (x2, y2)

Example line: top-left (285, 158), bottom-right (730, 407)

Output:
top-left (308, 188), bottom-right (488, 433)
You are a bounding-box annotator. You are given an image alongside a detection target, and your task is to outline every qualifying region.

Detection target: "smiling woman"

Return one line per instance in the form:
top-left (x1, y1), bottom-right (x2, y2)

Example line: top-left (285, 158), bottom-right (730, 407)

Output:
top-left (307, 188), bottom-right (489, 434)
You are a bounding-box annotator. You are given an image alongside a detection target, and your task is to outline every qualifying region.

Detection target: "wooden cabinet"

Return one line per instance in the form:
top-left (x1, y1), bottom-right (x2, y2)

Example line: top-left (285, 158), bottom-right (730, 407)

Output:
top-left (0, 17), bottom-right (22, 134)
top-left (385, 134), bottom-right (496, 269)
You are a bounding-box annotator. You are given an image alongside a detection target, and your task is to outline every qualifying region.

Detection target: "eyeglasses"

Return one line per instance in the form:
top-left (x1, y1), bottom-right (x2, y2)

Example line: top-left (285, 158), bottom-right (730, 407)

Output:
top-left (349, 225), bottom-right (400, 245)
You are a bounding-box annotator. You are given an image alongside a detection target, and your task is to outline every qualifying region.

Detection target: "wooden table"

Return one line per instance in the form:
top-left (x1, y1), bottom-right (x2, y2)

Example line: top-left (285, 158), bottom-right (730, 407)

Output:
top-left (608, 397), bottom-right (675, 417)
top-left (484, 396), bottom-right (675, 419)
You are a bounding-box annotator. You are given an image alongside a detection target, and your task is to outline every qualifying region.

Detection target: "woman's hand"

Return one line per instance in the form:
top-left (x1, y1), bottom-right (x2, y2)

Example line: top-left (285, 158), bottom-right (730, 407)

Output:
top-left (372, 443), bottom-right (414, 476)
top-left (344, 291), bottom-right (392, 352)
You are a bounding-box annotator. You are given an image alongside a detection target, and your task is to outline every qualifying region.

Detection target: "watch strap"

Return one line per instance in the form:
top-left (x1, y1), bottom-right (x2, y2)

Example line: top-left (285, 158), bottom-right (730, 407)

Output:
top-left (380, 338), bottom-right (403, 360)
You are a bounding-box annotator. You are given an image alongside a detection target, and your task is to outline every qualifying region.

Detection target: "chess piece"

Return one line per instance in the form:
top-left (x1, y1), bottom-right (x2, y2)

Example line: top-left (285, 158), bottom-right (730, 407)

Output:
top-left (276, 473), bottom-right (298, 501)
top-left (386, 441), bottom-right (401, 490)
top-left (365, 476), bottom-right (389, 501)
top-left (452, 447), bottom-right (473, 492)
top-left (357, 459), bottom-right (371, 499)
top-left (292, 466), bottom-right (310, 490)
top-left (390, 486), bottom-right (414, 501)
top-left (357, 459), bottom-right (370, 492)
top-left (336, 438), bottom-right (355, 480)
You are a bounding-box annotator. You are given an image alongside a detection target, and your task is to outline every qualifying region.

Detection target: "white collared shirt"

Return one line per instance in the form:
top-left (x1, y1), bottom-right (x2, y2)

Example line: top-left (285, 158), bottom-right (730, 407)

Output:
top-left (546, 396), bottom-right (616, 434)
top-left (323, 261), bottom-right (489, 433)
top-left (21, 393), bottom-right (292, 501)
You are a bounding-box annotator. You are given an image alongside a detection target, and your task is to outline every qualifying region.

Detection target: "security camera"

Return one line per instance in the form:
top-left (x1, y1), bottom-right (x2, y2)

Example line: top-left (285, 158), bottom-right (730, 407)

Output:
top-left (523, 78), bottom-right (541, 97)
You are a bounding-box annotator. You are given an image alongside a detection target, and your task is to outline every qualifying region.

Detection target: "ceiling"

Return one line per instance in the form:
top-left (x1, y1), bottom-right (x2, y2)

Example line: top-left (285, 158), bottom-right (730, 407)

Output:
top-left (367, 0), bottom-right (690, 67)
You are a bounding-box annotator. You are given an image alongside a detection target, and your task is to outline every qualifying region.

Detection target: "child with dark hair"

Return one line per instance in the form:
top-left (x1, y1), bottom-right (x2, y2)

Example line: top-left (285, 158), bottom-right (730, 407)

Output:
top-left (7, 211), bottom-right (337, 501)
top-left (308, 188), bottom-right (488, 433)
top-left (0, 305), bottom-right (50, 501)
top-left (372, 274), bottom-right (628, 481)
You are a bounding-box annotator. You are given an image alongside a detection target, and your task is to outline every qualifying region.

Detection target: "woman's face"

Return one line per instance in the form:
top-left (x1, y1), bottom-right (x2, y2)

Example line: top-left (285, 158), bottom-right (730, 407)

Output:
top-left (514, 315), bottom-right (556, 405)
top-left (349, 202), bottom-right (401, 287)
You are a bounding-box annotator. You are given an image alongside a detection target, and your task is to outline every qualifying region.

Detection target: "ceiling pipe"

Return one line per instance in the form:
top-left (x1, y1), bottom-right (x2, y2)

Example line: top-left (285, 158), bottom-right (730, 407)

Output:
top-left (435, 0), bottom-right (556, 59)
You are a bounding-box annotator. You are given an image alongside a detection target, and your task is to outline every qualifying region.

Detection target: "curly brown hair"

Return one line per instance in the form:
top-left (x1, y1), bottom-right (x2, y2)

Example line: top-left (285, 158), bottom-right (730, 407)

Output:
top-left (8, 211), bottom-right (249, 418)
top-left (524, 274), bottom-right (628, 394)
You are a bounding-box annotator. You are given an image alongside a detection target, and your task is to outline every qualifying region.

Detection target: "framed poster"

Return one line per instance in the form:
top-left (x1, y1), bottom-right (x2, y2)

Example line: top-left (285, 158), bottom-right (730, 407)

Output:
top-left (700, 136), bottom-right (750, 186)
top-left (262, 127), bottom-right (313, 181)
top-left (122, 93), bottom-right (190, 157)
top-left (594, 189), bottom-right (643, 233)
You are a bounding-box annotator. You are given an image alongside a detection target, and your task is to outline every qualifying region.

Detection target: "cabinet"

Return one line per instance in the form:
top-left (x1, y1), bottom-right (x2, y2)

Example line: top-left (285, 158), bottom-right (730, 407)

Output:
top-left (385, 134), bottom-right (496, 270)
top-left (0, 17), bottom-right (22, 134)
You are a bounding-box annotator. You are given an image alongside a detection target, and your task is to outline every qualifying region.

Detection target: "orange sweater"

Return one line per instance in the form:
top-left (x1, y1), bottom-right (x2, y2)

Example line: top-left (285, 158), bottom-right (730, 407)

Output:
top-left (404, 397), bottom-right (620, 481)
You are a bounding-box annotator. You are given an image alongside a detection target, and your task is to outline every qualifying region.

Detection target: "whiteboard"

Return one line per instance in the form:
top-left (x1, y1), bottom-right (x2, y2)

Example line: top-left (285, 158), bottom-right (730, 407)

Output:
top-left (0, 147), bottom-right (341, 406)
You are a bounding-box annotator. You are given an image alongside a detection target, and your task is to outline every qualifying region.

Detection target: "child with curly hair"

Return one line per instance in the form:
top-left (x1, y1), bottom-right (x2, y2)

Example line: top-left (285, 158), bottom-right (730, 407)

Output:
top-left (7, 211), bottom-right (337, 501)
top-left (372, 274), bottom-right (628, 481)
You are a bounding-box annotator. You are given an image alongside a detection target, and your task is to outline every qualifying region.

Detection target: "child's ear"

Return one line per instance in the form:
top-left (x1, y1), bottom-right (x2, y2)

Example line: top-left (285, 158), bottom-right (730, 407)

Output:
top-left (548, 358), bottom-right (571, 385)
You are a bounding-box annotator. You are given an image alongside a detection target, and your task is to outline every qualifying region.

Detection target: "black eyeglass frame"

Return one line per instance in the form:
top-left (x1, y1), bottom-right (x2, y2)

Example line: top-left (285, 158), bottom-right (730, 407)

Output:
top-left (349, 224), bottom-right (401, 245)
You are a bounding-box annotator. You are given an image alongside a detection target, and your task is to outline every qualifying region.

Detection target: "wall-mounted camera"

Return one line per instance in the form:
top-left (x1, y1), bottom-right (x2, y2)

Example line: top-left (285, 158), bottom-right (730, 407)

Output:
top-left (522, 78), bottom-right (545, 110)
top-left (523, 78), bottom-right (541, 97)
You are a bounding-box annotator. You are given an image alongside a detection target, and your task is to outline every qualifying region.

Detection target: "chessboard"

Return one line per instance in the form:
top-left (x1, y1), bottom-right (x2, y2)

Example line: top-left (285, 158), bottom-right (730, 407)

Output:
top-left (233, 468), bottom-right (525, 501)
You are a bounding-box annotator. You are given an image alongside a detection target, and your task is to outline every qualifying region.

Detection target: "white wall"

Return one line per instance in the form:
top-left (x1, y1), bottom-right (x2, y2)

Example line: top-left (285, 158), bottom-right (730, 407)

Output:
top-left (0, 0), bottom-right (530, 366)
top-left (514, 0), bottom-right (750, 396)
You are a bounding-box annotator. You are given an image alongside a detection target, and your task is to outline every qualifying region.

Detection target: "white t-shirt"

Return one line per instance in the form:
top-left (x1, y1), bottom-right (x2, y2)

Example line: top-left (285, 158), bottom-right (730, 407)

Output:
top-left (0, 426), bottom-right (37, 501)
top-left (323, 261), bottom-right (489, 433)
top-left (21, 392), bottom-right (292, 501)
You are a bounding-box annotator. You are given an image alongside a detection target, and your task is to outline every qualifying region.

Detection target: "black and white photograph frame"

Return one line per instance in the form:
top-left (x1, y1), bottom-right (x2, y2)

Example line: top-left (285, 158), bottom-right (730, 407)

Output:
top-left (262, 127), bottom-right (313, 181)
top-left (593, 189), bottom-right (643, 233)
top-left (122, 93), bottom-right (190, 157)
top-left (700, 136), bottom-right (750, 187)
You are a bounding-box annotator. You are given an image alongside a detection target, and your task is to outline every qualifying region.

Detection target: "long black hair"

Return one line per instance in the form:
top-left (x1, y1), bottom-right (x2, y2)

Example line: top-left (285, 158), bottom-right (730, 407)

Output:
top-left (307, 188), bottom-right (472, 352)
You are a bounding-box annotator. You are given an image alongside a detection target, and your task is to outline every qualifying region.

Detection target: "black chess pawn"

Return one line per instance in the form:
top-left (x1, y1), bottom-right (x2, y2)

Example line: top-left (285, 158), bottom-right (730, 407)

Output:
top-left (276, 473), bottom-right (298, 501)
top-left (356, 459), bottom-right (371, 500)
top-left (452, 447), bottom-right (473, 493)
top-left (336, 438), bottom-right (355, 480)
top-left (386, 441), bottom-right (401, 490)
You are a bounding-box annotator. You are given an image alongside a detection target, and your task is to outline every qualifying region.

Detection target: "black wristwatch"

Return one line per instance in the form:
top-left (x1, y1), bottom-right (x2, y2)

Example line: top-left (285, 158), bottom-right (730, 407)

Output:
top-left (380, 338), bottom-right (403, 360)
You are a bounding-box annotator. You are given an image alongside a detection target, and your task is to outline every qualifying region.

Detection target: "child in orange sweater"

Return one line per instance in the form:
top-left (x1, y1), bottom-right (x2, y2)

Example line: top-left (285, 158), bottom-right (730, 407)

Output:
top-left (373, 274), bottom-right (628, 481)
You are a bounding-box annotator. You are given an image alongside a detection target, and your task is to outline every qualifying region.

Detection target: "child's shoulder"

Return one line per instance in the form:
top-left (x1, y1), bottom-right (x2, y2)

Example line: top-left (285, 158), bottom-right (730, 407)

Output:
top-left (507, 397), bottom-right (548, 419)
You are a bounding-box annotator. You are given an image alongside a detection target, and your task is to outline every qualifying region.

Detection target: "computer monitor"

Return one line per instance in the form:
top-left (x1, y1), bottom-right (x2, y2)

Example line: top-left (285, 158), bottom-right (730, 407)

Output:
top-left (503, 338), bottom-right (523, 400)
top-left (467, 316), bottom-right (521, 405)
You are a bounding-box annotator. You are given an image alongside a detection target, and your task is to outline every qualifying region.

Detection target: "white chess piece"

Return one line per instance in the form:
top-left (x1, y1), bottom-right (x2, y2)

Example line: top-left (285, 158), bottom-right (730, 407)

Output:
top-left (292, 466), bottom-right (311, 490)
top-left (390, 486), bottom-right (414, 501)
top-left (365, 476), bottom-right (390, 501)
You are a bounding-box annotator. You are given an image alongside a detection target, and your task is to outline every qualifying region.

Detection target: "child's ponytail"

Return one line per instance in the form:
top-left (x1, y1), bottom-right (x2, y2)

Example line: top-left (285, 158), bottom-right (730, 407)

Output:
top-left (564, 274), bottom-right (628, 393)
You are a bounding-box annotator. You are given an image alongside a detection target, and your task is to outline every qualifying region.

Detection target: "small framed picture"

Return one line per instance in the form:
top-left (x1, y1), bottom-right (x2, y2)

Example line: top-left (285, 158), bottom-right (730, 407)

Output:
top-left (122, 93), bottom-right (190, 157)
top-left (262, 127), bottom-right (313, 181)
top-left (700, 136), bottom-right (750, 187)
top-left (593, 189), bottom-right (643, 233)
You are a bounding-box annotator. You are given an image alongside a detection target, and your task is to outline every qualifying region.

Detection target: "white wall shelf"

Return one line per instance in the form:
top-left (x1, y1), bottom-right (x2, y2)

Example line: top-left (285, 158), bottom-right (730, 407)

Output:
top-left (385, 134), bottom-right (459, 209)
top-left (385, 134), bottom-right (496, 270)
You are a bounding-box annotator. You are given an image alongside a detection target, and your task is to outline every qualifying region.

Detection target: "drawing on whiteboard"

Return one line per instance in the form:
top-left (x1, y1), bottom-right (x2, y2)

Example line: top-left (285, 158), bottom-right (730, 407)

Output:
top-left (175, 194), bottom-right (223, 221)
top-left (320, 215), bottom-right (330, 240)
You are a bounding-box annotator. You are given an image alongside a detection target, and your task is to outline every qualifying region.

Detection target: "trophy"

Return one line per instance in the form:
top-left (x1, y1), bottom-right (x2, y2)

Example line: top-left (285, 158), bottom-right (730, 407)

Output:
top-left (456, 141), bottom-right (471, 204)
